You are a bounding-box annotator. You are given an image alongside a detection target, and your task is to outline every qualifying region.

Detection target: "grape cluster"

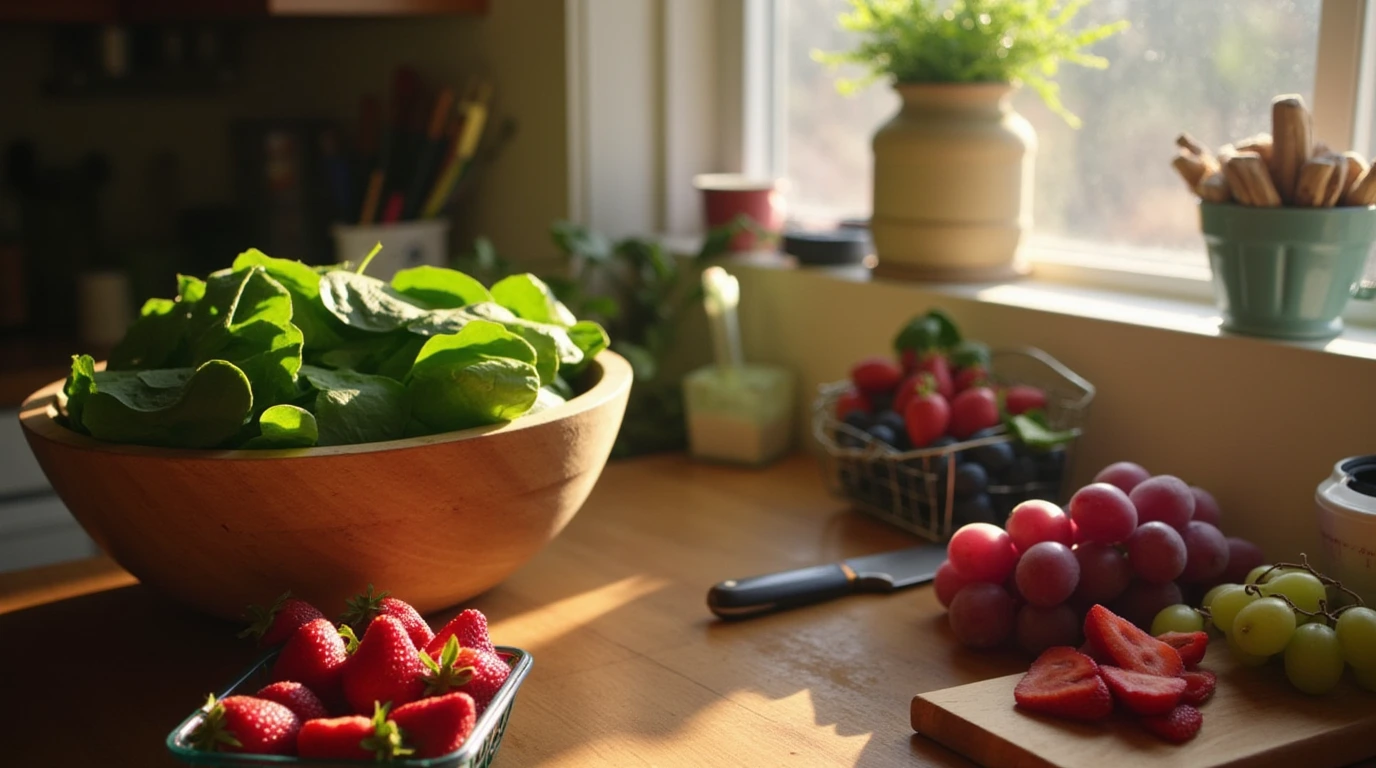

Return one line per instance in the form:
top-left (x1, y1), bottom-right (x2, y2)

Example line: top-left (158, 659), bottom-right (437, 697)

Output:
top-left (1156, 558), bottom-right (1376, 695)
top-left (937, 461), bottom-right (1265, 656)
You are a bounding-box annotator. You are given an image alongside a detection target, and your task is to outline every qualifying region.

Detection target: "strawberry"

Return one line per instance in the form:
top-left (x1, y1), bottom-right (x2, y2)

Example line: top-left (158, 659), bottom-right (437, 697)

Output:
top-left (189, 695), bottom-right (300, 755)
top-left (1098, 666), bottom-right (1187, 715)
top-left (342, 585), bottom-right (436, 651)
top-left (850, 356), bottom-right (903, 394)
top-left (238, 592), bottom-right (325, 647)
top-left (392, 692), bottom-right (478, 758)
top-left (255, 681), bottom-right (330, 722)
top-left (834, 387), bottom-right (870, 421)
top-left (953, 365), bottom-right (988, 394)
top-left (297, 703), bottom-right (411, 761)
top-left (915, 353), bottom-right (954, 399)
top-left (1140, 704), bottom-right (1203, 744)
top-left (428, 609), bottom-right (496, 657)
top-left (1156, 631), bottom-right (1209, 668)
top-left (1083, 604), bottom-right (1184, 677)
top-left (948, 386), bottom-right (1000, 440)
top-left (892, 373), bottom-right (923, 415)
top-left (1013, 647), bottom-right (1113, 722)
top-left (1180, 669), bottom-right (1217, 706)
top-left (1077, 640), bottom-right (1111, 666)
top-left (903, 376), bottom-right (950, 448)
top-left (418, 635), bottom-right (511, 713)
top-left (273, 618), bottom-right (351, 704)
top-left (1003, 385), bottom-right (1048, 416)
top-left (344, 614), bottom-right (427, 714)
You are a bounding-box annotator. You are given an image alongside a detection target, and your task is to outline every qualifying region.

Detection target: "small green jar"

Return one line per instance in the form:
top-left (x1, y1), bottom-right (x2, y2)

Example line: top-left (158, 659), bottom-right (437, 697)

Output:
top-left (1199, 202), bottom-right (1376, 340)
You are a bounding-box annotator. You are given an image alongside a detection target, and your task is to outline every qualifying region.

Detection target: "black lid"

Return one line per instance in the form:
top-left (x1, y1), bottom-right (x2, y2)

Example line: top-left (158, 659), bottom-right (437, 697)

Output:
top-left (783, 228), bottom-right (871, 266)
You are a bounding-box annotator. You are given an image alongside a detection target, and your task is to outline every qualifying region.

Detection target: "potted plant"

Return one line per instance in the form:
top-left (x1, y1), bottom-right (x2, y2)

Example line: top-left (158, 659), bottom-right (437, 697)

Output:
top-left (818, 0), bottom-right (1127, 281)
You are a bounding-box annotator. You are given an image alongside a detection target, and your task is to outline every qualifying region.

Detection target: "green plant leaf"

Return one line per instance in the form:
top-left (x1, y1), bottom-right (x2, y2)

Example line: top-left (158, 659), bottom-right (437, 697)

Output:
top-left (405, 320), bottom-right (540, 433)
top-left (109, 297), bottom-right (193, 370)
top-left (526, 386), bottom-right (568, 415)
top-left (186, 266), bottom-right (304, 411)
top-left (951, 339), bottom-right (991, 368)
top-left (300, 365), bottom-right (409, 446)
top-left (1008, 411), bottom-right (1077, 449)
top-left (893, 309), bottom-right (962, 354)
top-left (242, 404), bottom-right (319, 449)
top-left (62, 354), bottom-right (98, 433)
top-left (407, 304), bottom-right (580, 387)
top-left (232, 248), bottom-right (345, 351)
top-left (551, 220), bottom-right (613, 263)
top-left (79, 360), bottom-right (253, 448)
top-left (391, 265), bottom-right (493, 309)
top-left (491, 273), bottom-right (578, 327)
top-left (319, 270), bottom-right (430, 333)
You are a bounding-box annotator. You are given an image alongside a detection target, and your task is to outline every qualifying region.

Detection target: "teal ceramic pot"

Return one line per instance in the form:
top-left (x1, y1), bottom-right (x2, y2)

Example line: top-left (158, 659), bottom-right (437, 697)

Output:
top-left (1199, 203), bottom-right (1376, 340)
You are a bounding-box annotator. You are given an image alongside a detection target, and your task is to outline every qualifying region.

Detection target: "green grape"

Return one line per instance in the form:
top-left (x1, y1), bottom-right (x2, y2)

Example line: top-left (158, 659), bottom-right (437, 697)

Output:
top-left (1246, 565), bottom-right (1301, 585)
top-left (1152, 604), bottom-right (1205, 635)
top-left (1284, 623), bottom-right (1346, 695)
top-left (1202, 583), bottom-right (1235, 610)
top-left (1260, 572), bottom-right (1327, 615)
top-left (1356, 664), bottom-right (1376, 693)
top-left (1336, 606), bottom-right (1376, 672)
top-left (1232, 597), bottom-right (1298, 656)
top-left (1210, 584), bottom-right (1258, 635)
top-left (1227, 632), bottom-right (1271, 667)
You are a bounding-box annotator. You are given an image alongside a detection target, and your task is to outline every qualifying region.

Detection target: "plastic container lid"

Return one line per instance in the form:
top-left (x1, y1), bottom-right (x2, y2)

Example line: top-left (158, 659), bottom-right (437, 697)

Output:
top-left (783, 228), bottom-right (871, 266)
top-left (1317, 454), bottom-right (1376, 518)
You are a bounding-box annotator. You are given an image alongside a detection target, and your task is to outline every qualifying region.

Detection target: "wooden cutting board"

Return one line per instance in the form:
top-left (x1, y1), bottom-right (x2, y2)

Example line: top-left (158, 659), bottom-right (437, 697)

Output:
top-left (911, 648), bottom-right (1376, 768)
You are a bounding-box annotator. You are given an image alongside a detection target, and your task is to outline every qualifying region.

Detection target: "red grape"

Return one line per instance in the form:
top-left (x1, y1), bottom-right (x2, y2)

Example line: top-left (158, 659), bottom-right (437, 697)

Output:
top-left (934, 560), bottom-right (972, 608)
top-left (1093, 461), bottom-right (1151, 494)
top-left (1190, 486), bottom-right (1222, 527)
top-left (1015, 541), bottom-right (1080, 607)
top-left (1179, 521), bottom-right (1230, 583)
top-left (1220, 537), bottom-right (1266, 585)
top-left (1068, 483), bottom-right (1138, 544)
top-left (1016, 604), bottom-right (1083, 656)
top-left (948, 582), bottom-right (1016, 649)
top-left (1073, 543), bottom-right (1132, 605)
top-left (1113, 579), bottom-right (1184, 630)
top-left (948, 523), bottom-right (1019, 583)
top-left (1129, 475), bottom-right (1195, 530)
top-left (1125, 521), bottom-right (1187, 584)
top-left (1005, 500), bottom-right (1073, 552)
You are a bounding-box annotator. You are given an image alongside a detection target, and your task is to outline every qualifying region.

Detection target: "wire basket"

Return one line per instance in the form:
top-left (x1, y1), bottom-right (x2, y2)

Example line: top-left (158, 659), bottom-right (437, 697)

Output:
top-left (813, 347), bottom-right (1094, 542)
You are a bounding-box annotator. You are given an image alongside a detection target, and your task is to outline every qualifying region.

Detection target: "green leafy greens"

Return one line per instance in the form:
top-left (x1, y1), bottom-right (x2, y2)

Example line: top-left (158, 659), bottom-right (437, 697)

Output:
top-left (60, 250), bottom-right (609, 450)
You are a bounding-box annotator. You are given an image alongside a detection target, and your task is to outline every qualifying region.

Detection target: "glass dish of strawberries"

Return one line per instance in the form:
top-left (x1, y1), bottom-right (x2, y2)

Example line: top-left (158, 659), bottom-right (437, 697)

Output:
top-left (166, 588), bottom-right (532, 767)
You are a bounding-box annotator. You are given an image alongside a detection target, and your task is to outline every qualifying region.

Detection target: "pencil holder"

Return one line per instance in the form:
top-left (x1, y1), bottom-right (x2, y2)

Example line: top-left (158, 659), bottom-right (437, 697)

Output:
top-left (333, 219), bottom-right (451, 280)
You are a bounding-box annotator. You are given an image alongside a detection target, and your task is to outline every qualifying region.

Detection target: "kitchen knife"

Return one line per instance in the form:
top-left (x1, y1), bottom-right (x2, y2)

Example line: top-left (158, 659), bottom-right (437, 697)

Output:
top-left (707, 544), bottom-right (947, 620)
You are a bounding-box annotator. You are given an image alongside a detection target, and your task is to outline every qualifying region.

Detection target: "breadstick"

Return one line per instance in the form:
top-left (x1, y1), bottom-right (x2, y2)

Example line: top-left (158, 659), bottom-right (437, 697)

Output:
top-left (1236, 133), bottom-right (1274, 165)
top-left (1345, 167), bottom-right (1376, 206)
top-left (1321, 153), bottom-right (1348, 207)
top-left (1172, 151), bottom-right (1210, 191)
top-left (1270, 95), bottom-right (1313, 205)
top-left (1196, 170), bottom-right (1232, 203)
top-left (1340, 151), bottom-right (1369, 199)
top-left (1225, 152), bottom-right (1281, 207)
top-left (1295, 156), bottom-right (1336, 207)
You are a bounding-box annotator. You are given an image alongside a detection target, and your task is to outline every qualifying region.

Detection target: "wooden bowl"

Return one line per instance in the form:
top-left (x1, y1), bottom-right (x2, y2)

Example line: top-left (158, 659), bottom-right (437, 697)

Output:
top-left (18, 352), bottom-right (632, 620)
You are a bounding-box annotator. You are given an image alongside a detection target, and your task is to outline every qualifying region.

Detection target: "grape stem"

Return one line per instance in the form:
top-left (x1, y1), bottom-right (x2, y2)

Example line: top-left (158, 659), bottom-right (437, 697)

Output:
top-left (1236, 553), bottom-right (1366, 626)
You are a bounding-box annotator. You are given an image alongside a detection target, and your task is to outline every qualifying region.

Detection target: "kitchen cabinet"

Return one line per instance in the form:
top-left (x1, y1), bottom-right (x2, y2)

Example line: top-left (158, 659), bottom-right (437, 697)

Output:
top-left (0, 0), bottom-right (487, 22)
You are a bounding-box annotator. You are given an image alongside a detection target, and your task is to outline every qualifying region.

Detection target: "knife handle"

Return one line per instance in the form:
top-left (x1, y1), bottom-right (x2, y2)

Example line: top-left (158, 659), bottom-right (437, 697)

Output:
top-left (707, 563), bottom-right (855, 620)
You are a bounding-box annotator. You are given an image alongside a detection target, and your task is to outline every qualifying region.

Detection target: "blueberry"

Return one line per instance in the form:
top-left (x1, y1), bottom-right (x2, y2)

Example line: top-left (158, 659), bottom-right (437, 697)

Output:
top-left (866, 423), bottom-right (899, 447)
top-left (968, 427), bottom-right (1003, 441)
top-left (1004, 455), bottom-right (1038, 487)
top-left (875, 409), bottom-right (907, 434)
top-left (968, 441), bottom-right (1014, 475)
top-left (952, 493), bottom-right (997, 526)
top-left (927, 435), bottom-right (957, 450)
top-left (842, 411), bottom-right (872, 431)
top-left (953, 462), bottom-right (989, 499)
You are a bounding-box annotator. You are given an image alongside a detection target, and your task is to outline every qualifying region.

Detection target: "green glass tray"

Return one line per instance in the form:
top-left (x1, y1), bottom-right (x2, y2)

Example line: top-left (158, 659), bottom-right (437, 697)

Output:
top-left (166, 646), bottom-right (532, 768)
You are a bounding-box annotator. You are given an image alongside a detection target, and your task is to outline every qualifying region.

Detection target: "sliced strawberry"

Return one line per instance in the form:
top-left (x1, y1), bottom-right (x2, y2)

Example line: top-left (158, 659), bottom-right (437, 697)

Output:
top-left (1098, 666), bottom-right (1187, 715)
top-left (1156, 631), bottom-right (1209, 668)
top-left (1013, 647), bottom-right (1113, 722)
top-left (1078, 638), bottom-right (1111, 666)
top-left (1083, 604), bottom-right (1183, 677)
top-left (1179, 669), bottom-right (1217, 706)
top-left (1140, 704), bottom-right (1203, 744)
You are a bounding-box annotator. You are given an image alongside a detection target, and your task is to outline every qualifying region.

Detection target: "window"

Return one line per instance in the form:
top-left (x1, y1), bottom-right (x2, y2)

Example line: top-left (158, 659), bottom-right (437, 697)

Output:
top-left (777, 0), bottom-right (1339, 271)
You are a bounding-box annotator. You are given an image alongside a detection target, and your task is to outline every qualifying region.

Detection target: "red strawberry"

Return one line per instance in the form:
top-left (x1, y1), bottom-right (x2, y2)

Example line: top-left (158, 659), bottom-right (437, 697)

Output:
top-left (1077, 639), bottom-right (1111, 666)
top-left (850, 356), bottom-right (903, 394)
top-left (834, 387), bottom-right (870, 421)
top-left (1180, 669), bottom-right (1217, 706)
top-left (1098, 666), bottom-right (1187, 715)
top-left (1004, 385), bottom-right (1048, 416)
top-left (948, 386), bottom-right (1000, 440)
top-left (454, 647), bottom-right (511, 713)
top-left (1083, 604), bottom-right (1184, 677)
top-left (892, 373), bottom-right (923, 415)
top-left (1140, 704), bottom-right (1203, 743)
top-left (189, 695), bottom-right (300, 755)
top-left (1013, 647), bottom-right (1113, 722)
top-left (428, 609), bottom-right (496, 657)
top-left (343, 614), bottom-right (427, 714)
top-left (953, 365), bottom-right (988, 394)
top-left (238, 592), bottom-right (326, 647)
top-left (342, 585), bottom-right (435, 651)
top-left (273, 618), bottom-right (351, 704)
top-left (915, 353), bottom-right (954, 399)
top-left (903, 377), bottom-right (950, 448)
top-left (297, 703), bottom-right (411, 761)
top-left (392, 692), bottom-right (478, 758)
top-left (1156, 631), bottom-right (1209, 668)
top-left (255, 681), bottom-right (330, 722)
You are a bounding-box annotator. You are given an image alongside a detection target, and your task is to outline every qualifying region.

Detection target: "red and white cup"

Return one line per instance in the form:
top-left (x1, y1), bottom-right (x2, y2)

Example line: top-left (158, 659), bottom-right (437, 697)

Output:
top-left (694, 174), bottom-right (785, 252)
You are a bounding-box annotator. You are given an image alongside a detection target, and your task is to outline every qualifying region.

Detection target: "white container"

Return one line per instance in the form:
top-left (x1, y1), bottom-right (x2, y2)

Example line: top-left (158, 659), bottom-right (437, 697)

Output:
top-left (332, 219), bottom-right (450, 281)
top-left (1315, 455), bottom-right (1376, 605)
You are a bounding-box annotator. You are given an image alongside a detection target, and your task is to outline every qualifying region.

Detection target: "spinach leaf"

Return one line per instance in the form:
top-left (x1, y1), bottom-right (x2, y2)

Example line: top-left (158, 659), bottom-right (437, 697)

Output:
top-left (242, 404), bottom-right (319, 449)
top-left (567, 320), bottom-right (609, 368)
top-left (233, 248), bottom-right (345, 351)
top-left (314, 331), bottom-right (418, 378)
top-left (301, 365), bottom-right (410, 446)
top-left (63, 354), bottom-right (98, 433)
top-left (79, 360), bottom-right (254, 448)
top-left (109, 298), bottom-right (190, 370)
top-left (406, 320), bottom-right (540, 433)
top-left (526, 386), bottom-right (568, 415)
top-left (391, 266), bottom-right (492, 309)
top-left (491, 273), bottom-right (577, 327)
top-left (186, 266), bottom-right (304, 411)
top-left (319, 270), bottom-right (430, 333)
top-left (406, 305), bottom-right (572, 387)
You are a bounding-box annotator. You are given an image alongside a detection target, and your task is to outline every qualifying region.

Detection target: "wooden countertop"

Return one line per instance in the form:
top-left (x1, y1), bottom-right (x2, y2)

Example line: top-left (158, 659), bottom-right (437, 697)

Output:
top-left (0, 453), bottom-right (1022, 767)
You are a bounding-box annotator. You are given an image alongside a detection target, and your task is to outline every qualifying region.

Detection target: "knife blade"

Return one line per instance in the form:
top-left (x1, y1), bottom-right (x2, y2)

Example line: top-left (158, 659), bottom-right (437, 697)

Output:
top-left (707, 544), bottom-right (948, 620)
